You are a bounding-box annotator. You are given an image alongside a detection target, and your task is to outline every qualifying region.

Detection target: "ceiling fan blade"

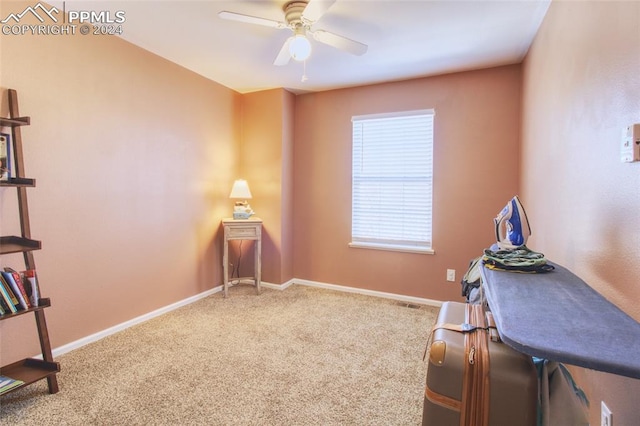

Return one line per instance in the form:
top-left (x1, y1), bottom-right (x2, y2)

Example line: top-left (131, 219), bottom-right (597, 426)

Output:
top-left (274, 38), bottom-right (293, 66)
top-left (310, 30), bottom-right (368, 56)
top-left (302, 0), bottom-right (336, 22)
top-left (218, 11), bottom-right (286, 29)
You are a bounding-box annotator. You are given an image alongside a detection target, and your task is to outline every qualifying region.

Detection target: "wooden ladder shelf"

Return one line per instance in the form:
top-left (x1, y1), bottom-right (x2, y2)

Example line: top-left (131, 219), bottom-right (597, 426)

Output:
top-left (1, 89), bottom-right (60, 395)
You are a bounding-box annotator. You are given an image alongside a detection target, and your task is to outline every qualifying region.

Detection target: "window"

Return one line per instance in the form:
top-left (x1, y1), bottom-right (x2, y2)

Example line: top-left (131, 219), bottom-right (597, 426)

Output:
top-left (350, 109), bottom-right (434, 254)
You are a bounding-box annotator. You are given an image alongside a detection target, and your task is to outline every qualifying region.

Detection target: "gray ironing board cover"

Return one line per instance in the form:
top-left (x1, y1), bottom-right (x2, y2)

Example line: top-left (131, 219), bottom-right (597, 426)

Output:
top-left (480, 261), bottom-right (640, 379)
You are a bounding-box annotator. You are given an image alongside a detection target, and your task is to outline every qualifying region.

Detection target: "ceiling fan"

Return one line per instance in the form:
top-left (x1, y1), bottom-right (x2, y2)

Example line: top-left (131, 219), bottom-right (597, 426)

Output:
top-left (219, 0), bottom-right (368, 66)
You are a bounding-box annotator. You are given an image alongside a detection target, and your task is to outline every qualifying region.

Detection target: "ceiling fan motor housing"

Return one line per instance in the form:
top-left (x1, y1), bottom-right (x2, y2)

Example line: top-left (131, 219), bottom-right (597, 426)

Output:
top-left (284, 1), bottom-right (310, 29)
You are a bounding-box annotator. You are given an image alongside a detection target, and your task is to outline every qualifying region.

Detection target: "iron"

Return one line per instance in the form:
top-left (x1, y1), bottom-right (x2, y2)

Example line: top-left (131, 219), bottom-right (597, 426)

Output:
top-left (494, 195), bottom-right (531, 250)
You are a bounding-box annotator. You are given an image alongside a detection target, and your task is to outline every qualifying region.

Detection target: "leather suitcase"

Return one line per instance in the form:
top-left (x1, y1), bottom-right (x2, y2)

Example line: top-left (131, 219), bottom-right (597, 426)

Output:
top-left (422, 301), bottom-right (538, 426)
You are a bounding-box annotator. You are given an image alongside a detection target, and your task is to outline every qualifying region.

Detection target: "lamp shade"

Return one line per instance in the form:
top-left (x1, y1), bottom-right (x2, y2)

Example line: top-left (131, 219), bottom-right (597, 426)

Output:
top-left (229, 179), bottom-right (252, 199)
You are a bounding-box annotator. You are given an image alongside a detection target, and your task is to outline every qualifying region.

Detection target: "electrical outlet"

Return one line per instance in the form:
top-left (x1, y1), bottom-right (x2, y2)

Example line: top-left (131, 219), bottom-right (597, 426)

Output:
top-left (601, 401), bottom-right (612, 426)
top-left (446, 269), bottom-right (456, 282)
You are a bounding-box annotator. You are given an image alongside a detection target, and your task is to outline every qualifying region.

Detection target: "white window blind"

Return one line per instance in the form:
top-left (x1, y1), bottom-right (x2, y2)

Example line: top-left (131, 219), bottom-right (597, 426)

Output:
top-left (350, 110), bottom-right (434, 253)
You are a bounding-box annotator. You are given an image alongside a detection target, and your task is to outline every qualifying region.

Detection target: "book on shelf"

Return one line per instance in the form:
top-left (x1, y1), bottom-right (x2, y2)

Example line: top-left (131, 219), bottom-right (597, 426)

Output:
top-left (1, 269), bottom-right (30, 310)
top-left (0, 272), bottom-right (20, 306)
top-left (4, 268), bottom-right (31, 308)
top-left (0, 132), bottom-right (10, 181)
top-left (23, 269), bottom-right (39, 307)
top-left (0, 275), bottom-right (18, 313)
top-left (15, 269), bottom-right (32, 308)
top-left (0, 282), bottom-right (11, 314)
top-left (0, 375), bottom-right (25, 394)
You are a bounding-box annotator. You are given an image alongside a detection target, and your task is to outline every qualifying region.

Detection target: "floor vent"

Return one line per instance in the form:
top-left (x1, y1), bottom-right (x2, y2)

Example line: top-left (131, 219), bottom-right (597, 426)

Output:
top-left (398, 302), bottom-right (422, 309)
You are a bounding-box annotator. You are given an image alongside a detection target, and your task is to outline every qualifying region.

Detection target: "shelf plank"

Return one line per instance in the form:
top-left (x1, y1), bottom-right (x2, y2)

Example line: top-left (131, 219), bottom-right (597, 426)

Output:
top-left (0, 358), bottom-right (60, 395)
top-left (0, 236), bottom-right (41, 255)
top-left (481, 261), bottom-right (640, 379)
top-left (0, 177), bottom-right (36, 187)
top-left (0, 298), bottom-right (51, 321)
top-left (0, 116), bottom-right (30, 127)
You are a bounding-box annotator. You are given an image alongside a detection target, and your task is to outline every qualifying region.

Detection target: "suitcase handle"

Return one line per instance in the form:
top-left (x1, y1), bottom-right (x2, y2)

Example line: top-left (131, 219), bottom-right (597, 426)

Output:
top-left (423, 322), bottom-right (489, 361)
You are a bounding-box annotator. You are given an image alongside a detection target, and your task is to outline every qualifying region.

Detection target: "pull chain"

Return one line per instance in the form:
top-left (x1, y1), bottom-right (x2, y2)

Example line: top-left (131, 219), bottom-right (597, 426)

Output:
top-left (301, 60), bottom-right (308, 82)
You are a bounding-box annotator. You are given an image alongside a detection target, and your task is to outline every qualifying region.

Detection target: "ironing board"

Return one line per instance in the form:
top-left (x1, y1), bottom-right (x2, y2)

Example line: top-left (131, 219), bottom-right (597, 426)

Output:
top-left (480, 261), bottom-right (640, 379)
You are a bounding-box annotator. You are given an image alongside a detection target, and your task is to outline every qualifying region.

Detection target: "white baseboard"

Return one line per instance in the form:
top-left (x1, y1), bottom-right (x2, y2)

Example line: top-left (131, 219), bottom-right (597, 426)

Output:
top-left (292, 279), bottom-right (443, 307)
top-left (49, 278), bottom-right (441, 358)
top-left (261, 279), bottom-right (294, 291)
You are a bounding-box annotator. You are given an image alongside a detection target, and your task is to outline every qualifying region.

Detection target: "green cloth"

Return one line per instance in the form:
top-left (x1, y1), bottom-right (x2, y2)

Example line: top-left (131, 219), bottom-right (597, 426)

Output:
top-left (482, 246), bottom-right (555, 273)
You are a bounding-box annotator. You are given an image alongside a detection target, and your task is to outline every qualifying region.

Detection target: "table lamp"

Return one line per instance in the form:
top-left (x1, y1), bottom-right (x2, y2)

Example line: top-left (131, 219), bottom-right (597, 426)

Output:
top-left (229, 179), bottom-right (254, 219)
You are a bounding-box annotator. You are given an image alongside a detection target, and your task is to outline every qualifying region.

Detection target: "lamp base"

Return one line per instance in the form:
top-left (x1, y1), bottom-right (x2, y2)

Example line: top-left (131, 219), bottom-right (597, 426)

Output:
top-left (233, 201), bottom-right (254, 219)
top-left (233, 212), bottom-right (254, 220)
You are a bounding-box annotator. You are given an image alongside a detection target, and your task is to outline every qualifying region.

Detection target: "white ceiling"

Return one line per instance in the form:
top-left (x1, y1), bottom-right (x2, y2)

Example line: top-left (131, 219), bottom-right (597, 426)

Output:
top-left (51, 0), bottom-right (551, 94)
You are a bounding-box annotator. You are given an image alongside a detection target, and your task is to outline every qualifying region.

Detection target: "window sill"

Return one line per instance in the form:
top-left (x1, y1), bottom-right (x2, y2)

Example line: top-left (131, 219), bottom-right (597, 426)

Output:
top-left (348, 242), bottom-right (435, 255)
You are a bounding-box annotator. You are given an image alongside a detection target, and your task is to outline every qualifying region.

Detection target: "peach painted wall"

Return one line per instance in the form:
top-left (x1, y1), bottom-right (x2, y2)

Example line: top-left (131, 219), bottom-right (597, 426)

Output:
top-left (0, 2), bottom-right (240, 363)
top-left (236, 88), bottom-right (294, 285)
top-left (293, 65), bottom-right (522, 301)
top-left (521, 1), bottom-right (640, 423)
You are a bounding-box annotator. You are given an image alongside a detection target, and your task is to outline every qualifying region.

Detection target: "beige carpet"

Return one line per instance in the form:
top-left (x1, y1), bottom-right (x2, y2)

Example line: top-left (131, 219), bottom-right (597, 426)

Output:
top-left (0, 285), bottom-right (439, 425)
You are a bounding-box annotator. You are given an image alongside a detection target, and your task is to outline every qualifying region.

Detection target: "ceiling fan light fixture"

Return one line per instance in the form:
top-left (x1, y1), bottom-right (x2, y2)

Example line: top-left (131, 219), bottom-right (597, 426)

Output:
top-left (289, 34), bottom-right (311, 61)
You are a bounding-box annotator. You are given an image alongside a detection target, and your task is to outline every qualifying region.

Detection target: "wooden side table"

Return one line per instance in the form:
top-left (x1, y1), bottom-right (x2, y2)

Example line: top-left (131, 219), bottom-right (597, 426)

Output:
top-left (222, 218), bottom-right (262, 298)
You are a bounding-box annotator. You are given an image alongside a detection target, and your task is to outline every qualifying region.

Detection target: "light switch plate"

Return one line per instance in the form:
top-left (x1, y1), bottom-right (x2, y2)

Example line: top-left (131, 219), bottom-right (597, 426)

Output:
top-left (621, 124), bottom-right (640, 162)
